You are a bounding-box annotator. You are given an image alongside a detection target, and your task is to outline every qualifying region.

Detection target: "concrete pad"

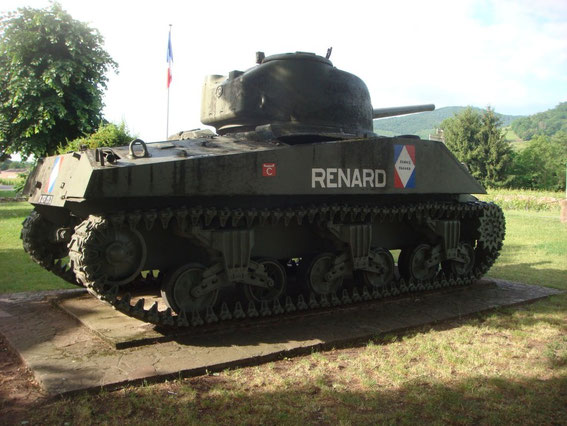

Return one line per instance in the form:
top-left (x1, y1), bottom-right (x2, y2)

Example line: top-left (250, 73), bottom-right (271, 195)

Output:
top-left (0, 279), bottom-right (561, 396)
top-left (56, 293), bottom-right (164, 349)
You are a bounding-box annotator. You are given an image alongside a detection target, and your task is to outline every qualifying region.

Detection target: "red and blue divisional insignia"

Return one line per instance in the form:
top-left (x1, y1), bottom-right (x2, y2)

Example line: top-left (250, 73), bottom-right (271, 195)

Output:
top-left (394, 145), bottom-right (416, 189)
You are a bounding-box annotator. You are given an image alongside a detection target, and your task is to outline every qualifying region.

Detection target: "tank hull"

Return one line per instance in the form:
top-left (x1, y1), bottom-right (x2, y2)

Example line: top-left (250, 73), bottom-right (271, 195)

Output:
top-left (25, 136), bottom-right (484, 216)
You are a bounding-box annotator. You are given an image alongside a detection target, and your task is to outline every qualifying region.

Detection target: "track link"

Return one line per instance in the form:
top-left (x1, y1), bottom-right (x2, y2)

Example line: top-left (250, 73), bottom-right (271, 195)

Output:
top-left (68, 200), bottom-right (505, 329)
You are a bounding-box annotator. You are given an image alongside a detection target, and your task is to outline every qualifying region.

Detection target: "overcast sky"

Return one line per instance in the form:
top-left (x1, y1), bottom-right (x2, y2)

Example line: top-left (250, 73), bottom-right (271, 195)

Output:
top-left (2, 0), bottom-right (567, 142)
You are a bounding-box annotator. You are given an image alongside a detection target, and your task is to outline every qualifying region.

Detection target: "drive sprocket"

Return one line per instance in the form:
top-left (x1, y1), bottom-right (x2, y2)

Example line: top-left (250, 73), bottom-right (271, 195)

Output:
top-left (478, 204), bottom-right (506, 252)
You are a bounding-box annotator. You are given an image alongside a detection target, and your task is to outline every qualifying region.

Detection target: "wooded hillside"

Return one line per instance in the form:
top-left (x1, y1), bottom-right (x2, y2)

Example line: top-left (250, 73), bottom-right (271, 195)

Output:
top-left (510, 103), bottom-right (567, 140)
top-left (373, 106), bottom-right (523, 139)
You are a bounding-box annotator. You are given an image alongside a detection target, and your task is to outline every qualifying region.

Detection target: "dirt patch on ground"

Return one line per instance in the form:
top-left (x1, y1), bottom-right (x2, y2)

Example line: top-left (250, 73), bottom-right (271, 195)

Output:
top-left (0, 334), bottom-right (47, 424)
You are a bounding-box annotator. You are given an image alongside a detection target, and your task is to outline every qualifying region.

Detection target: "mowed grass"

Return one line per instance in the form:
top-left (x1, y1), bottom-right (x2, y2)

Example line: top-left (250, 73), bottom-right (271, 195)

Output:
top-left (0, 190), bottom-right (16, 197)
top-left (489, 210), bottom-right (567, 288)
top-left (2, 193), bottom-right (567, 424)
top-left (0, 202), bottom-right (76, 293)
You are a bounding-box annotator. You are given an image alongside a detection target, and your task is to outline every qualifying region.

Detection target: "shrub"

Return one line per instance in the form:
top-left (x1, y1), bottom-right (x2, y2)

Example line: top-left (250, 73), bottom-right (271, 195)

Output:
top-left (57, 122), bottom-right (134, 154)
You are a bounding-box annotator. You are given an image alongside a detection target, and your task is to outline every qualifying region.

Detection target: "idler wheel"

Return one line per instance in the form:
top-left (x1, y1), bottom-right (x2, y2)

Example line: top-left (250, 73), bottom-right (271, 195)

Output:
top-left (445, 242), bottom-right (476, 276)
top-left (357, 248), bottom-right (395, 287)
top-left (21, 211), bottom-right (67, 262)
top-left (21, 210), bottom-right (78, 285)
top-left (244, 258), bottom-right (287, 303)
top-left (161, 264), bottom-right (218, 313)
top-left (402, 244), bottom-right (439, 281)
top-left (98, 227), bottom-right (147, 285)
top-left (305, 253), bottom-right (343, 296)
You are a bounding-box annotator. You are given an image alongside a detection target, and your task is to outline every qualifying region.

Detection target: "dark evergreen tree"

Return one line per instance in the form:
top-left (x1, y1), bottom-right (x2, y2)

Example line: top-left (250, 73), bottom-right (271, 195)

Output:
top-left (441, 107), bottom-right (512, 187)
top-left (477, 107), bottom-right (512, 187)
top-left (441, 107), bottom-right (482, 174)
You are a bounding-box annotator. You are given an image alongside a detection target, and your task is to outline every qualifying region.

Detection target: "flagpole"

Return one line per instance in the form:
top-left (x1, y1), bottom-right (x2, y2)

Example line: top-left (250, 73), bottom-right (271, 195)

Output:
top-left (166, 79), bottom-right (170, 139)
top-left (166, 24), bottom-right (172, 140)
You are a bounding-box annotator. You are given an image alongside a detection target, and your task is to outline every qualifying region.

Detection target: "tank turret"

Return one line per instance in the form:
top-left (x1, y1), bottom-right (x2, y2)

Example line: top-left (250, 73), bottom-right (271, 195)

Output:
top-left (201, 51), bottom-right (434, 140)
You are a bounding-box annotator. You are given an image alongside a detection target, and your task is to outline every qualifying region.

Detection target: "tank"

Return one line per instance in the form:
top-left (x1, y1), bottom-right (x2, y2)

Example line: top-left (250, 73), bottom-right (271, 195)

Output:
top-left (21, 51), bottom-right (505, 327)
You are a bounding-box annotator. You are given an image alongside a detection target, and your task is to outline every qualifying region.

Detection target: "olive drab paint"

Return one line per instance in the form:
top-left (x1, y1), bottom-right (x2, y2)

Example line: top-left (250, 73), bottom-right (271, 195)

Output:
top-left (20, 51), bottom-right (504, 330)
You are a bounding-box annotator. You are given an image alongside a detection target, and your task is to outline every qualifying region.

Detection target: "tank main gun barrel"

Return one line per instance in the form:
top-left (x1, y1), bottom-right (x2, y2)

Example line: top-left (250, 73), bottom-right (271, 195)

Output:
top-left (372, 104), bottom-right (435, 119)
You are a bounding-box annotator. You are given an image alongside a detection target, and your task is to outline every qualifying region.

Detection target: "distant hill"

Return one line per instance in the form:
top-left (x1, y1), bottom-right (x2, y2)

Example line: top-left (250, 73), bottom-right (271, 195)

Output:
top-left (510, 102), bottom-right (567, 140)
top-left (373, 106), bottom-right (524, 139)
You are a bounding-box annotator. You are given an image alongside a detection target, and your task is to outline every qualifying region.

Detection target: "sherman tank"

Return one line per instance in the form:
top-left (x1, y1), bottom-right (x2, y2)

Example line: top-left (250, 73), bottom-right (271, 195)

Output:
top-left (21, 51), bottom-right (505, 327)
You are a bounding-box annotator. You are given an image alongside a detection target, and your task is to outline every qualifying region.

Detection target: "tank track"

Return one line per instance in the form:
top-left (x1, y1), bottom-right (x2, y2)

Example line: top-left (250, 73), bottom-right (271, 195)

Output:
top-left (68, 200), bottom-right (505, 328)
top-left (21, 211), bottom-right (80, 286)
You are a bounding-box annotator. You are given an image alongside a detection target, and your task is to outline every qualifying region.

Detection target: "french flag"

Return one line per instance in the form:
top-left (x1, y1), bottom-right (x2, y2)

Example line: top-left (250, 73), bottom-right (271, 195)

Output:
top-left (166, 29), bottom-right (173, 88)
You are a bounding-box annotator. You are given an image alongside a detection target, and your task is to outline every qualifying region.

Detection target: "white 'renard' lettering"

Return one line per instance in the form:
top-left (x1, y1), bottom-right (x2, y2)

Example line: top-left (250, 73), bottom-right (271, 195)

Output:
top-left (338, 169), bottom-right (350, 188)
top-left (312, 168), bottom-right (325, 188)
top-left (375, 170), bottom-right (386, 187)
top-left (326, 168), bottom-right (337, 188)
top-left (363, 169), bottom-right (374, 187)
top-left (311, 168), bottom-right (387, 189)
top-left (351, 169), bottom-right (362, 187)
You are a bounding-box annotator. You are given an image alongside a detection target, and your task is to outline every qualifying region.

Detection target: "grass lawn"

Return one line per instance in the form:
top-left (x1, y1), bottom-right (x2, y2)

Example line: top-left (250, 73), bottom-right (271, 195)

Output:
top-left (0, 202), bottom-right (77, 293)
top-left (0, 190), bottom-right (16, 198)
top-left (1, 194), bottom-right (566, 424)
top-left (489, 210), bottom-right (567, 289)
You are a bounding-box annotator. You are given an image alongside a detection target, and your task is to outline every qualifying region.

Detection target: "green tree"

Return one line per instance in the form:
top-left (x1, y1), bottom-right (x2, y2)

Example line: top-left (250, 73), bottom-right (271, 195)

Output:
top-left (441, 107), bottom-right (482, 172)
top-left (509, 132), bottom-right (567, 191)
top-left (441, 107), bottom-right (512, 187)
top-left (0, 159), bottom-right (31, 170)
top-left (477, 108), bottom-right (513, 186)
top-left (0, 3), bottom-right (117, 160)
